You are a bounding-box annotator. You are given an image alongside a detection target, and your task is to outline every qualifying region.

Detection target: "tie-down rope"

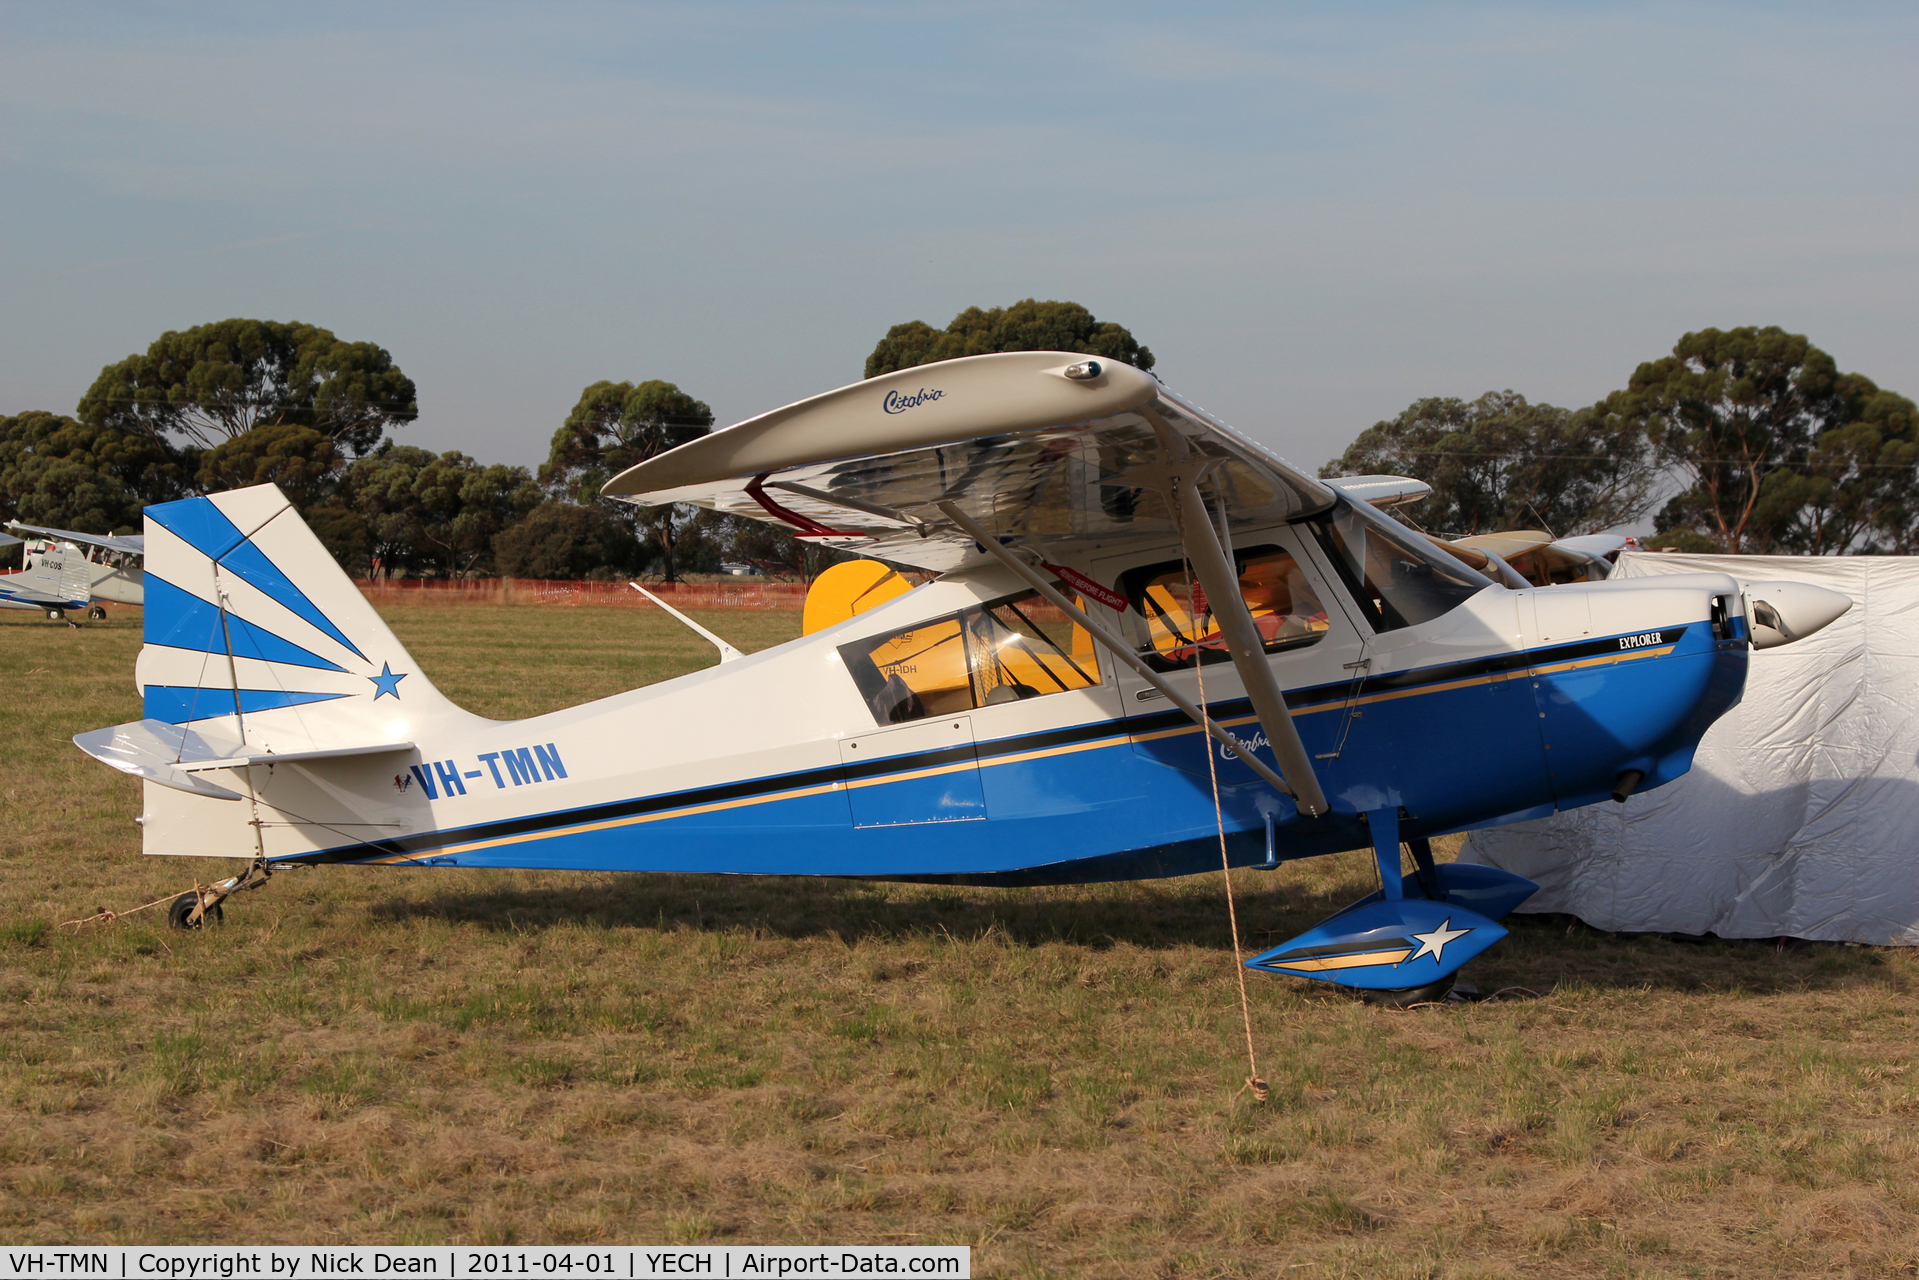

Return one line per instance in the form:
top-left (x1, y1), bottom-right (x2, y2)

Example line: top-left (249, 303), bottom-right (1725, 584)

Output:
top-left (1175, 490), bottom-right (1268, 1104)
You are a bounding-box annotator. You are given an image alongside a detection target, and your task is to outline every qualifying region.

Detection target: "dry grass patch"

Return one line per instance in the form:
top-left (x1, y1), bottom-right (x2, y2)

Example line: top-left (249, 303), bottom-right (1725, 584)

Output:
top-left (5, 603), bottom-right (1919, 1274)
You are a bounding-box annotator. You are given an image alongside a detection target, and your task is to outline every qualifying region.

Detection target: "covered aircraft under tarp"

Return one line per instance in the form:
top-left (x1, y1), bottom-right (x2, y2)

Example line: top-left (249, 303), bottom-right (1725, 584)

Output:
top-left (1462, 551), bottom-right (1904, 943)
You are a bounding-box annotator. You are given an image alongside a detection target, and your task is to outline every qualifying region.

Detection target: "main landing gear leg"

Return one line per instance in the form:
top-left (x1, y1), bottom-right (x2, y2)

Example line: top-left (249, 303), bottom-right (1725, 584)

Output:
top-left (1369, 806), bottom-right (1403, 900)
top-left (1361, 808), bottom-right (1455, 1007)
top-left (1407, 836), bottom-right (1442, 902)
top-left (168, 857), bottom-right (275, 929)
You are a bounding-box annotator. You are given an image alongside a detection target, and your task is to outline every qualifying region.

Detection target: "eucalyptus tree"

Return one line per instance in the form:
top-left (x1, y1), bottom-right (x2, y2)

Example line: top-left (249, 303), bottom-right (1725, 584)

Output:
top-left (865, 298), bottom-right (1154, 378)
top-left (345, 445), bottom-right (540, 578)
top-left (1323, 391), bottom-right (1656, 537)
top-left (78, 318), bottom-right (417, 455)
top-left (0, 410), bottom-right (189, 533)
top-left (541, 379), bottom-right (713, 581)
top-left (1595, 327), bottom-right (1919, 552)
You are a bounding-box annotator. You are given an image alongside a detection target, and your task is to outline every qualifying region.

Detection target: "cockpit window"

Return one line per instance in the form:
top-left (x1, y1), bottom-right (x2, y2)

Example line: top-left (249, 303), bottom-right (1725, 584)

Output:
top-left (840, 589), bottom-right (1101, 725)
top-left (1311, 498), bottom-right (1490, 632)
top-left (1118, 544), bottom-right (1329, 673)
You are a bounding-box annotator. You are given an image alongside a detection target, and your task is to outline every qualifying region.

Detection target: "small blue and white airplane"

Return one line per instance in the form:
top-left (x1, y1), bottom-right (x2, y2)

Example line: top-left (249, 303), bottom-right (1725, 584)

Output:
top-left (74, 352), bottom-right (1849, 993)
top-left (0, 523), bottom-right (146, 620)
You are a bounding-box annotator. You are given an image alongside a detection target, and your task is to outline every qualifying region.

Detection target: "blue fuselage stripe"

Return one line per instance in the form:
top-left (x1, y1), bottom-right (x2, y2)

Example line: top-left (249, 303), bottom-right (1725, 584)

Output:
top-left (276, 620), bottom-right (1743, 882)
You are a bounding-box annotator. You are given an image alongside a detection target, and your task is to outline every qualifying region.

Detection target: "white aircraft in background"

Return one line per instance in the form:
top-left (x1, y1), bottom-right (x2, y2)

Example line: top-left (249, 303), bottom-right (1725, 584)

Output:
top-left (1290, 480), bottom-right (1633, 589)
top-left (1447, 530), bottom-right (1630, 586)
top-left (0, 522), bottom-right (146, 621)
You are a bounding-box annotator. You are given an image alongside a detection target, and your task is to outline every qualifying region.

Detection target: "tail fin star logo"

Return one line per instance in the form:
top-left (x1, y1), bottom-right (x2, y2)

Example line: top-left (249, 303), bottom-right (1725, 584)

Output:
top-left (370, 662), bottom-right (407, 700)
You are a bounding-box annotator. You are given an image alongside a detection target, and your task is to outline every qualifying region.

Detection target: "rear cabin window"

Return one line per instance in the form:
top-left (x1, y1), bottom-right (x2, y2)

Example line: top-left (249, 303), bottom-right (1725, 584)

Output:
top-left (1118, 544), bottom-right (1329, 673)
top-left (1312, 499), bottom-right (1490, 632)
top-left (841, 589), bottom-right (1101, 725)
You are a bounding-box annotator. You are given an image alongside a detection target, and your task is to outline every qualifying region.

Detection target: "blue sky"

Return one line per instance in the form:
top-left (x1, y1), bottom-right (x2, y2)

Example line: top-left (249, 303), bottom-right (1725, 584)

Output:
top-left (3, 2), bottom-right (1914, 474)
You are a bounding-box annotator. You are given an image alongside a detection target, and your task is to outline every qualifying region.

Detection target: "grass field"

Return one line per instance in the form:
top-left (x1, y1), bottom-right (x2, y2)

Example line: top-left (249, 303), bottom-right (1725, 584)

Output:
top-left (5, 603), bottom-right (1919, 1276)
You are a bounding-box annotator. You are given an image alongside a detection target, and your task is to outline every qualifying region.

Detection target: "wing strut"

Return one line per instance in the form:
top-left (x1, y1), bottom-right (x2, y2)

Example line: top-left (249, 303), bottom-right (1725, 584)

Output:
top-left (936, 501), bottom-right (1308, 807)
top-left (1173, 479), bottom-right (1331, 816)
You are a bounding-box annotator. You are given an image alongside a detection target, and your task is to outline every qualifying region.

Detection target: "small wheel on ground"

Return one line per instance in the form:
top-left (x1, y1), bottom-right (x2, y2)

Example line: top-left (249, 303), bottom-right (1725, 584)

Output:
top-left (168, 893), bottom-right (223, 929)
top-left (1355, 975), bottom-right (1454, 1008)
top-left (45, 608), bottom-right (64, 622)
top-left (87, 605), bottom-right (107, 620)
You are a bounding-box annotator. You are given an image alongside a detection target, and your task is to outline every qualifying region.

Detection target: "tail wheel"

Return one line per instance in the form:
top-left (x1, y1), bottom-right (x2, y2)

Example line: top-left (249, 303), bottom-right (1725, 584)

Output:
top-left (87, 605), bottom-right (107, 620)
top-left (168, 893), bottom-right (224, 929)
top-left (45, 608), bottom-right (64, 622)
top-left (1355, 976), bottom-right (1455, 1008)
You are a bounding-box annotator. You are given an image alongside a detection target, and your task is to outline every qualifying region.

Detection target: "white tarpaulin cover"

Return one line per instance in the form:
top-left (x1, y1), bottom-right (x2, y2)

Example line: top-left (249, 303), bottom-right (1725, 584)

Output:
top-left (1462, 552), bottom-right (1919, 943)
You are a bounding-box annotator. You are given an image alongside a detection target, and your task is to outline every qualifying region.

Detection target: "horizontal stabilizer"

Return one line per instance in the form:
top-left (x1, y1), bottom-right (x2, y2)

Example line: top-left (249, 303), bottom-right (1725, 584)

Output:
top-left (175, 740), bottom-right (417, 773)
top-left (1246, 898), bottom-right (1505, 989)
top-left (75, 718), bottom-right (413, 800)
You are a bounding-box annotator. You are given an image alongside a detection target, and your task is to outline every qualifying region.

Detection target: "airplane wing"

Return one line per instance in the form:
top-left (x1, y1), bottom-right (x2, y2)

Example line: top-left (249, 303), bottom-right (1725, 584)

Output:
top-left (1323, 475), bottom-right (1431, 508)
top-left (3, 522), bottom-right (145, 556)
top-left (601, 351), bottom-right (1337, 573)
top-left (1451, 530), bottom-right (1554, 562)
top-left (1551, 534), bottom-right (1628, 559)
top-left (603, 350), bottom-right (1345, 812)
top-left (0, 533), bottom-right (20, 549)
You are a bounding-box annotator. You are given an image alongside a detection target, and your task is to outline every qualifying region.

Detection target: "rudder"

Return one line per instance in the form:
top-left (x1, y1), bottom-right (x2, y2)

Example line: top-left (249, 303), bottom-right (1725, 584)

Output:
top-left (135, 484), bottom-right (463, 752)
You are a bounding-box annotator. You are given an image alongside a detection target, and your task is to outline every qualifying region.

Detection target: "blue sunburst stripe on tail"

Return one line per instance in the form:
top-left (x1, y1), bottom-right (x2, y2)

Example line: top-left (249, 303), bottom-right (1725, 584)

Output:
top-left (142, 685), bottom-right (349, 725)
top-left (145, 496), bottom-right (367, 661)
top-left (144, 576), bottom-right (346, 672)
top-left (142, 494), bottom-right (251, 562)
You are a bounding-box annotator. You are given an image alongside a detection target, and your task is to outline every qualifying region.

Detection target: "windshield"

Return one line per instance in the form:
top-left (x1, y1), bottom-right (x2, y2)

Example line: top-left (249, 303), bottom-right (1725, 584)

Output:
top-left (1312, 497), bottom-right (1491, 632)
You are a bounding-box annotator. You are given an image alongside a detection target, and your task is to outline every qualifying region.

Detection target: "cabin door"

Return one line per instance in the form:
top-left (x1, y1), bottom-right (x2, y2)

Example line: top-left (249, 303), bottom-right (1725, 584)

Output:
top-left (839, 715), bottom-right (986, 828)
top-left (1090, 526), bottom-right (1369, 786)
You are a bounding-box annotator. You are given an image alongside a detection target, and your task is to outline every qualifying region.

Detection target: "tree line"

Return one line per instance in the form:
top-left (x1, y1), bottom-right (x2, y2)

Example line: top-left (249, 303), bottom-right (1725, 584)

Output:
top-left (1327, 326), bottom-right (1919, 554)
top-left (4, 307), bottom-right (1910, 579)
top-left (0, 320), bottom-right (746, 579)
top-left (0, 301), bottom-right (1155, 579)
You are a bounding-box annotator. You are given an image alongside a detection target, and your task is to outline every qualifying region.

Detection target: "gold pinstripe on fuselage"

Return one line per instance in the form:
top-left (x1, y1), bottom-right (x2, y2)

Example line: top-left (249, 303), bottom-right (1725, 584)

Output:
top-left (354, 636), bottom-right (1684, 865)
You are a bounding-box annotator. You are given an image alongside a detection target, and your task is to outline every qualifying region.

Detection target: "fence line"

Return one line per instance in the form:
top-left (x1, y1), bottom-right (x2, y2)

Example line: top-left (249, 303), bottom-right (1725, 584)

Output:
top-left (352, 578), bottom-right (809, 610)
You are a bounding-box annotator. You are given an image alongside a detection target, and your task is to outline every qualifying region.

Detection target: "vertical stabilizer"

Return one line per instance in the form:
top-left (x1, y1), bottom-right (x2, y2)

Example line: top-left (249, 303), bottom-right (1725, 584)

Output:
top-left (134, 485), bottom-right (469, 755)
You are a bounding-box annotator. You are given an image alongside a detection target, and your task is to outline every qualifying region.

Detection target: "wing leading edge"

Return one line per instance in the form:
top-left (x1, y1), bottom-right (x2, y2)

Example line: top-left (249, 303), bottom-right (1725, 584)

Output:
top-left (4, 522), bottom-right (145, 556)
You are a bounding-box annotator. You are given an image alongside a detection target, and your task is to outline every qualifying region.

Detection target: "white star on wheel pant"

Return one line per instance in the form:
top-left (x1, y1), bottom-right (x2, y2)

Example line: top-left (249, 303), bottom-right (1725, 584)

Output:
top-left (1406, 918), bottom-right (1471, 965)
